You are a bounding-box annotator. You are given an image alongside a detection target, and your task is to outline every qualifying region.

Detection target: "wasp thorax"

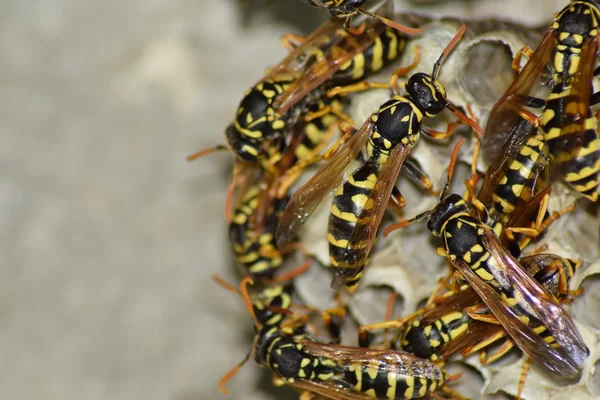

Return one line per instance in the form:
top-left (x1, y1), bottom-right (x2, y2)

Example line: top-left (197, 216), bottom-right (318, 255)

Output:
top-left (426, 193), bottom-right (470, 236)
top-left (405, 72), bottom-right (448, 118)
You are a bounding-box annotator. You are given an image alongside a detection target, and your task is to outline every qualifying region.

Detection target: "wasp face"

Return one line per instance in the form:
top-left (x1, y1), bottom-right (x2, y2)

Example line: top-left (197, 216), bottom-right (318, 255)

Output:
top-left (426, 193), bottom-right (470, 237)
top-left (406, 73), bottom-right (448, 118)
top-left (225, 124), bottom-right (261, 162)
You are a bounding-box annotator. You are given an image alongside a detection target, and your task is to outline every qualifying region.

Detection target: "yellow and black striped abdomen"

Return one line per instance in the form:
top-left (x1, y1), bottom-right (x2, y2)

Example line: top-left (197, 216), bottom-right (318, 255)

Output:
top-left (229, 189), bottom-right (289, 280)
top-left (342, 358), bottom-right (446, 399)
top-left (541, 90), bottom-right (600, 201)
top-left (401, 312), bottom-right (471, 361)
top-left (488, 132), bottom-right (550, 234)
top-left (327, 146), bottom-right (386, 285)
top-left (331, 27), bottom-right (406, 87)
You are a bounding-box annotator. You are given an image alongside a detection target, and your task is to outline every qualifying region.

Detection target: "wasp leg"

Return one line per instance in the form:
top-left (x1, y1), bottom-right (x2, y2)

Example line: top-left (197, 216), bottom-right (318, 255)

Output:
top-left (465, 304), bottom-right (501, 324)
top-left (514, 199), bottom-right (575, 250)
top-left (511, 46), bottom-right (534, 71)
top-left (436, 385), bottom-right (469, 400)
top-left (326, 80), bottom-right (391, 97)
top-left (320, 303), bottom-right (346, 344)
top-left (480, 338), bottom-right (515, 364)
top-left (275, 121), bottom-right (339, 198)
top-left (515, 358), bottom-right (532, 400)
top-left (421, 119), bottom-right (461, 140)
top-left (461, 329), bottom-right (508, 358)
top-left (388, 186), bottom-right (407, 216)
top-left (304, 105), bottom-right (354, 126)
top-left (279, 32), bottom-right (305, 52)
top-left (299, 390), bottom-right (315, 400)
top-left (358, 309), bottom-right (424, 348)
top-left (404, 158), bottom-right (437, 195)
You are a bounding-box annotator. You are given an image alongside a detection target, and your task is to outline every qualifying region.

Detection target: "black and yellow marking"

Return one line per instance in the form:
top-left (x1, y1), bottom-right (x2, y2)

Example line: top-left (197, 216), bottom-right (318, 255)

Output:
top-left (229, 186), bottom-right (289, 280)
top-left (539, 1), bottom-right (600, 200)
top-left (327, 95), bottom-right (423, 291)
top-left (227, 18), bottom-right (411, 164)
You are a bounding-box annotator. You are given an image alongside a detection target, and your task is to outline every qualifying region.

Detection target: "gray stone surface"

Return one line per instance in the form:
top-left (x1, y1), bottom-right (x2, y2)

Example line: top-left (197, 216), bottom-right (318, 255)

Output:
top-left (0, 1), bottom-right (569, 399)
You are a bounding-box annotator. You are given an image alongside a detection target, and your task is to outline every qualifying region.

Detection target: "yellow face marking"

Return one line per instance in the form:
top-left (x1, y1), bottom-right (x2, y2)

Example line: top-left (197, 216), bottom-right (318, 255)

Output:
top-left (423, 325), bottom-right (432, 336)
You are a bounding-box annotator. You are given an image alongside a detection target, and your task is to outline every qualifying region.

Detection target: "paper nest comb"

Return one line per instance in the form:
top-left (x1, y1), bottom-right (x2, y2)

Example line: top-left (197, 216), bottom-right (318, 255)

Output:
top-left (289, 17), bottom-right (600, 400)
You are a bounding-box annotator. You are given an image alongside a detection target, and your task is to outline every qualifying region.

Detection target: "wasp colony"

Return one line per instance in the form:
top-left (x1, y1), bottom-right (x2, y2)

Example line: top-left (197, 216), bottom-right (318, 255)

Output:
top-left (192, 1), bottom-right (600, 398)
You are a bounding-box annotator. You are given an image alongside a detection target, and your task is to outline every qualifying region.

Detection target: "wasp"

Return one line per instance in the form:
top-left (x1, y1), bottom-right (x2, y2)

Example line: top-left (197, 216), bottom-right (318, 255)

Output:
top-left (192, 16), bottom-right (421, 166)
top-left (229, 186), bottom-right (292, 280)
top-left (398, 254), bottom-right (582, 364)
top-left (219, 277), bottom-right (456, 400)
top-left (276, 25), bottom-right (482, 293)
top-left (483, 0), bottom-right (600, 202)
top-left (384, 140), bottom-right (589, 379)
top-left (299, 0), bottom-right (408, 31)
top-left (227, 98), bottom-right (348, 282)
top-left (468, 120), bottom-right (574, 258)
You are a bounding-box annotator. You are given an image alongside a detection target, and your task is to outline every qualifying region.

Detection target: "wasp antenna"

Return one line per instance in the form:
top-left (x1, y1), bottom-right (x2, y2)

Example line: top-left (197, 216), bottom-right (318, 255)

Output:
top-left (358, 9), bottom-right (424, 35)
top-left (212, 275), bottom-right (240, 295)
top-left (447, 104), bottom-right (484, 138)
top-left (240, 277), bottom-right (260, 328)
top-left (186, 144), bottom-right (229, 161)
top-left (432, 24), bottom-right (466, 80)
top-left (218, 350), bottom-right (252, 395)
top-left (383, 209), bottom-right (431, 236)
top-left (440, 137), bottom-right (466, 200)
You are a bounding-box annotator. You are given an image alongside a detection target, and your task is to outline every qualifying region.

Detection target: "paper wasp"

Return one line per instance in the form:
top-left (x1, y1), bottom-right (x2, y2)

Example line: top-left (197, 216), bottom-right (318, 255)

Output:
top-left (383, 140), bottom-right (589, 379)
top-left (399, 255), bottom-right (582, 364)
top-left (299, 0), bottom-right (409, 31)
top-left (191, 16), bottom-right (422, 165)
top-left (483, 0), bottom-right (600, 202)
top-left (219, 277), bottom-right (457, 400)
top-left (276, 25), bottom-right (482, 293)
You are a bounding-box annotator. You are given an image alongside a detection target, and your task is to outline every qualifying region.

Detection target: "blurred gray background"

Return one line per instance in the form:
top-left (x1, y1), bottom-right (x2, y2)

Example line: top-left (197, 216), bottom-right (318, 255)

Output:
top-left (0, 1), bottom-right (566, 399)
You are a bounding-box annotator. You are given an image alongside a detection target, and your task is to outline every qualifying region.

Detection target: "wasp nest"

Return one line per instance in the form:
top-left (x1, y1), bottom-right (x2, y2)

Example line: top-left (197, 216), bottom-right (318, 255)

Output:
top-left (292, 15), bottom-right (600, 400)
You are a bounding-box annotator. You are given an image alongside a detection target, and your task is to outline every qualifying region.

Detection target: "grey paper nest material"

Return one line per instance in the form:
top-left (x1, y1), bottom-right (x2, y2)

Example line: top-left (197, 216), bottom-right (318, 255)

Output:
top-left (292, 17), bottom-right (600, 400)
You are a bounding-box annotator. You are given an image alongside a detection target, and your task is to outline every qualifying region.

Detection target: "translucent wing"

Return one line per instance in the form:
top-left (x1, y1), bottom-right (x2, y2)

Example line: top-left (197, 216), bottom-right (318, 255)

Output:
top-left (482, 30), bottom-right (556, 163)
top-left (290, 379), bottom-right (374, 400)
top-left (419, 287), bottom-right (481, 324)
top-left (550, 35), bottom-right (598, 171)
top-left (477, 119), bottom-right (538, 206)
top-left (331, 144), bottom-right (411, 287)
top-left (273, 19), bottom-right (388, 115)
top-left (276, 118), bottom-right (375, 248)
top-left (301, 339), bottom-right (444, 378)
top-left (264, 17), bottom-right (346, 81)
top-left (451, 228), bottom-right (588, 377)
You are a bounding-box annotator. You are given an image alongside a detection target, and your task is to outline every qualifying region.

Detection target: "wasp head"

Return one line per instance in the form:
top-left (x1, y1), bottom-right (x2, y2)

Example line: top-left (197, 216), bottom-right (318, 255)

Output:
top-left (426, 193), bottom-right (470, 237)
top-left (406, 72), bottom-right (448, 118)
